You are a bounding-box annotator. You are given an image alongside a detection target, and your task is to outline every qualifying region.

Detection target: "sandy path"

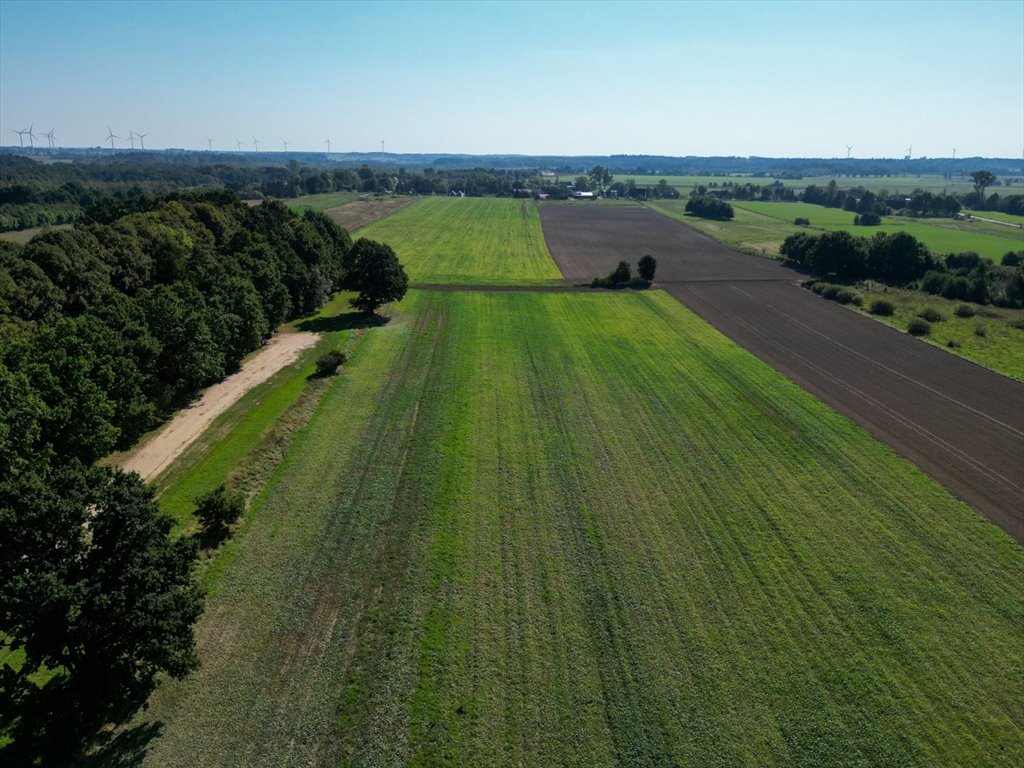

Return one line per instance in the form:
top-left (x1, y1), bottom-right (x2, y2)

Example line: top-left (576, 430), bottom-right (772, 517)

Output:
top-left (121, 331), bottom-right (318, 481)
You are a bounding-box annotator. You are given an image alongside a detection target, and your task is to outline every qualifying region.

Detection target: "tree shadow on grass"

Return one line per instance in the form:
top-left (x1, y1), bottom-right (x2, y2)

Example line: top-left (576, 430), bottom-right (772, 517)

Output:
top-left (296, 310), bottom-right (390, 334)
top-left (82, 721), bottom-right (164, 768)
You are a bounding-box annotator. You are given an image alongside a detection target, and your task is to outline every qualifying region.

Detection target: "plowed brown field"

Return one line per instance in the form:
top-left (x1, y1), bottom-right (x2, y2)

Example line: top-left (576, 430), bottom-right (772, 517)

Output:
top-left (539, 204), bottom-right (1024, 542)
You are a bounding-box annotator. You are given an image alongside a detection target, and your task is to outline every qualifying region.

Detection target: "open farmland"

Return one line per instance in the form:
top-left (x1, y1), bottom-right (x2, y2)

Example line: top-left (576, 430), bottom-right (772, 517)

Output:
top-left (540, 204), bottom-right (1024, 541)
top-left (624, 174), bottom-right (1022, 197)
top-left (138, 288), bottom-right (1023, 767)
top-left (646, 199), bottom-right (1023, 262)
top-left (355, 196), bottom-right (564, 285)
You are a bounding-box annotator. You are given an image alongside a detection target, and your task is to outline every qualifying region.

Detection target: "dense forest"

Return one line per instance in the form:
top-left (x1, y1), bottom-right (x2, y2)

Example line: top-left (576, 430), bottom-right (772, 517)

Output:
top-left (0, 190), bottom-right (359, 760)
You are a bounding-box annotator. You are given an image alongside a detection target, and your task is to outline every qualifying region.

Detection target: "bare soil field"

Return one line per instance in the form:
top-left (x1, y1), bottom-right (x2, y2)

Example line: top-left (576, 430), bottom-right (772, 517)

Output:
top-left (539, 204), bottom-right (1024, 542)
top-left (119, 331), bottom-right (318, 481)
top-left (325, 196), bottom-right (412, 231)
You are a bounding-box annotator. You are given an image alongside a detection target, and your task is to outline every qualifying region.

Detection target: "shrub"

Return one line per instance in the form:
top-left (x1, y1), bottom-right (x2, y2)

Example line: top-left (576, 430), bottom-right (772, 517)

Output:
top-left (637, 254), bottom-right (657, 281)
top-left (869, 299), bottom-right (895, 316)
top-left (609, 260), bottom-right (631, 284)
top-left (316, 350), bottom-right (347, 376)
top-left (908, 317), bottom-right (931, 336)
top-left (977, 307), bottom-right (1003, 318)
top-left (1008, 318), bottom-right (1024, 330)
top-left (954, 303), bottom-right (976, 318)
top-left (835, 288), bottom-right (859, 305)
top-left (194, 483), bottom-right (245, 538)
top-left (685, 196), bottom-right (734, 220)
top-left (917, 307), bottom-right (944, 322)
top-left (946, 339), bottom-right (960, 348)
top-left (974, 323), bottom-right (987, 337)
top-left (821, 284), bottom-right (841, 300)
top-left (794, 217), bottom-right (810, 226)
top-left (854, 212), bottom-right (881, 226)
top-left (1002, 251), bottom-right (1022, 267)
top-left (810, 281), bottom-right (828, 295)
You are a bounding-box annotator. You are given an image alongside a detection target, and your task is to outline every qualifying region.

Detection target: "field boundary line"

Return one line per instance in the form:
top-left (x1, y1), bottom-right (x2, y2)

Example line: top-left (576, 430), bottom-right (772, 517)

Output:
top-left (729, 284), bottom-right (1024, 439)
top-left (687, 285), bottom-right (1024, 499)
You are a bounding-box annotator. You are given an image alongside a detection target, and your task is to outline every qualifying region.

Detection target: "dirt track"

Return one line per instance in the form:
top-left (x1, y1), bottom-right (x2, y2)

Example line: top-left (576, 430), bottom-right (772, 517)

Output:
top-left (539, 204), bottom-right (1024, 543)
top-left (120, 331), bottom-right (318, 482)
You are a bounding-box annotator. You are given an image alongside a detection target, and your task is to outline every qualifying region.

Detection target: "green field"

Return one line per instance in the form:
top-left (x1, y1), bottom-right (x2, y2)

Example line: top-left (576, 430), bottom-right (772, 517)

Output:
top-left (138, 288), bottom-right (1023, 767)
top-left (966, 209), bottom-right (1024, 227)
top-left (645, 199), bottom-right (1023, 261)
top-left (733, 201), bottom-right (1023, 261)
top-left (355, 197), bottom-right (564, 285)
top-left (621, 174), bottom-right (1022, 196)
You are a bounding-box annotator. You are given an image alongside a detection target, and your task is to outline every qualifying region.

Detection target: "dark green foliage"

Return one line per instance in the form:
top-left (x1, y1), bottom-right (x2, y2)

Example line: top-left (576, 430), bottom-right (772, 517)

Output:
top-left (609, 260), bottom-right (631, 285)
top-left (685, 196), bottom-right (734, 220)
top-left (316, 349), bottom-right (347, 377)
top-left (869, 299), bottom-right (895, 316)
top-left (947, 339), bottom-right (960, 348)
top-left (780, 232), bottom-right (817, 266)
top-left (343, 238), bottom-right (408, 314)
top-left (974, 322), bottom-right (987, 337)
top-left (954, 303), bottom-right (976, 318)
top-left (917, 307), bottom-right (944, 322)
top-left (1001, 251), bottom-right (1021, 267)
top-left (908, 317), bottom-right (931, 336)
top-left (0, 465), bottom-right (201, 762)
top-left (854, 212), bottom-right (881, 226)
top-left (193, 483), bottom-right (245, 538)
top-left (836, 288), bottom-right (862, 305)
top-left (794, 217), bottom-right (810, 226)
top-left (0, 191), bottom-right (362, 760)
top-left (637, 255), bottom-right (657, 281)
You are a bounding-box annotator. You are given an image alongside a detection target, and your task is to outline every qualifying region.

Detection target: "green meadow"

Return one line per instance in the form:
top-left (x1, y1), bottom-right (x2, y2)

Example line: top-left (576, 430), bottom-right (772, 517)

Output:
top-left (646, 199), bottom-right (1022, 261)
top-left (355, 196), bottom-right (564, 285)
top-left (139, 289), bottom-right (1023, 767)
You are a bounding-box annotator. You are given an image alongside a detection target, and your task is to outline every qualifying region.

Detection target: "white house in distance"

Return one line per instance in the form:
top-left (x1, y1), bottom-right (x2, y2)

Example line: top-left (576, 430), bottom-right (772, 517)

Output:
top-left (571, 190), bottom-right (595, 200)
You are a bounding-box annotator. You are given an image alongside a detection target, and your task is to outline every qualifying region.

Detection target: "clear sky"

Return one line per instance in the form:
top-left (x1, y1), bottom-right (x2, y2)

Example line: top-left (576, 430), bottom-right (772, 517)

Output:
top-left (1, 0), bottom-right (1022, 158)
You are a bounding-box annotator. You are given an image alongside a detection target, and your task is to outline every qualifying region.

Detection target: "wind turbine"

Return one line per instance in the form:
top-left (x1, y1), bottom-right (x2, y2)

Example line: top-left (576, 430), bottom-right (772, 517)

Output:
top-left (325, 137), bottom-right (331, 153)
top-left (252, 136), bottom-right (259, 152)
top-left (236, 138), bottom-right (242, 151)
top-left (380, 138), bottom-right (384, 153)
top-left (26, 125), bottom-right (36, 150)
top-left (282, 138), bottom-right (289, 152)
top-left (904, 145), bottom-right (912, 160)
top-left (106, 126), bottom-right (120, 150)
top-left (952, 147), bottom-right (957, 160)
top-left (10, 128), bottom-right (26, 147)
top-left (206, 137), bottom-right (214, 151)
top-left (136, 132), bottom-right (147, 150)
top-left (846, 145), bottom-right (852, 159)
top-left (45, 129), bottom-right (56, 150)
top-left (126, 130), bottom-right (137, 150)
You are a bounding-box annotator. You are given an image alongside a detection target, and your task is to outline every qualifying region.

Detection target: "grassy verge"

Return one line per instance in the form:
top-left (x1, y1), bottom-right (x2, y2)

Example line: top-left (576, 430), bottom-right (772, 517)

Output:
top-left (139, 288), bottom-right (1023, 767)
top-left (151, 293), bottom-right (365, 533)
top-left (356, 197), bottom-right (565, 285)
top-left (284, 191), bottom-right (359, 213)
top-left (849, 286), bottom-right (1024, 380)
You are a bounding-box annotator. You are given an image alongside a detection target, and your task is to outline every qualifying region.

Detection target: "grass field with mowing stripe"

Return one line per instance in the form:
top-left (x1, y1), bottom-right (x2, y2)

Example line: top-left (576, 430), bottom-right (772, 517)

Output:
top-left (139, 289), bottom-right (1023, 768)
top-left (355, 197), bottom-right (564, 285)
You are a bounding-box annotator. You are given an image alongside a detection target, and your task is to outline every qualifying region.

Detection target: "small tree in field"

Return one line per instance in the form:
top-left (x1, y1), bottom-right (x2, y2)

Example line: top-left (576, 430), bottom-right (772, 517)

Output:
top-left (344, 238), bottom-right (408, 314)
top-left (609, 260), bottom-right (631, 285)
top-left (637, 255), bottom-right (657, 281)
top-left (193, 483), bottom-right (245, 538)
top-left (316, 350), bottom-right (346, 377)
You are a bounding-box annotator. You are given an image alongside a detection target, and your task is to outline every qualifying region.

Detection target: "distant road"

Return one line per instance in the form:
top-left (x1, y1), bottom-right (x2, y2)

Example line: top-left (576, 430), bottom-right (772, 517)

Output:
top-left (539, 204), bottom-right (1024, 543)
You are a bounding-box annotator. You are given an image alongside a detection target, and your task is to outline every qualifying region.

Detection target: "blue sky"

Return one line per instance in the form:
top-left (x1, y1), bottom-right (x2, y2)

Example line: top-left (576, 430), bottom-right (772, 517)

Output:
top-left (2, 0), bottom-right (1022, 157)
